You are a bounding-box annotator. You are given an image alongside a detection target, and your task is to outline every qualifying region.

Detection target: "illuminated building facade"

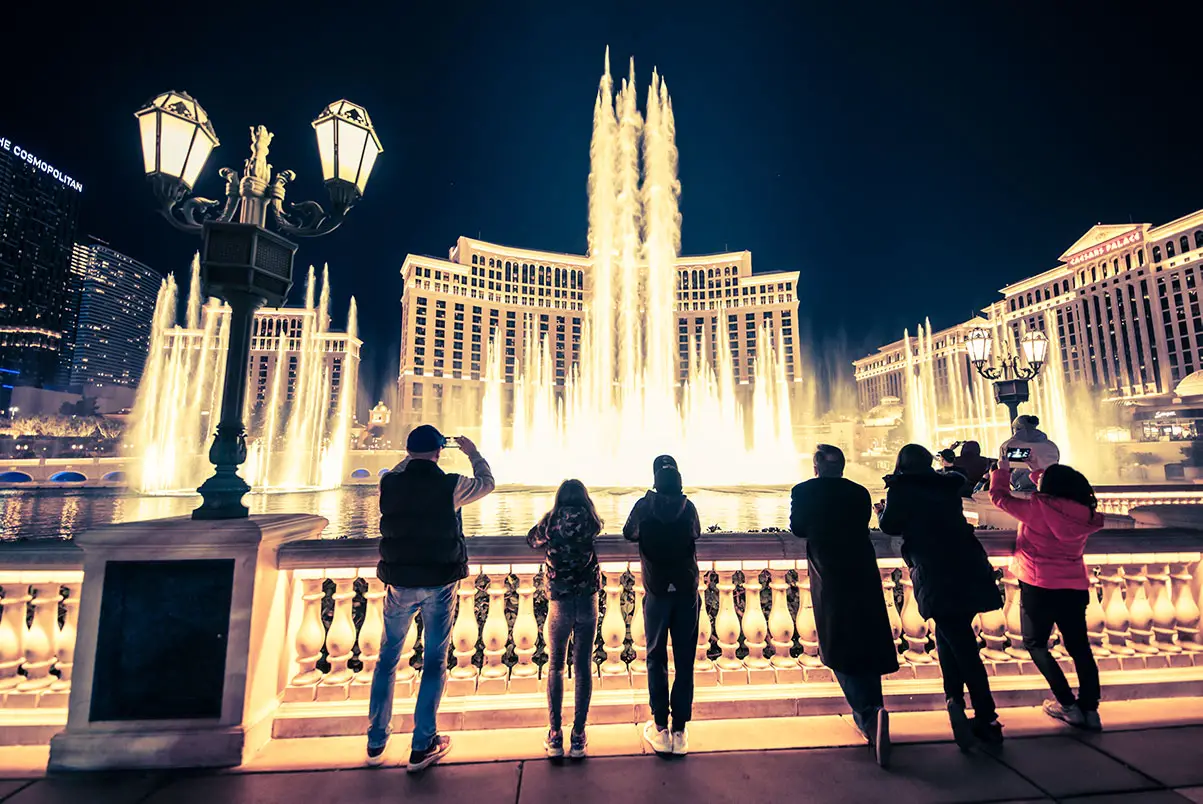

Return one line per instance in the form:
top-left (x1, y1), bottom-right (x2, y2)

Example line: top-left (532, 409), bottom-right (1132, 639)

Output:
top-left (68, 239), bottom-right (161, 389)
top-left (397, 236), bottom-right (801, 425)
top-left (0, 137), bottom-right (84, 386)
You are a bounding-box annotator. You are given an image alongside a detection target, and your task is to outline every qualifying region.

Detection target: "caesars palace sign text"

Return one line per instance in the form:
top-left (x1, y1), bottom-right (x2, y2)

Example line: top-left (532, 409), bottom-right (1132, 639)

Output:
top-left (1, 136), bottom-right (83, 192)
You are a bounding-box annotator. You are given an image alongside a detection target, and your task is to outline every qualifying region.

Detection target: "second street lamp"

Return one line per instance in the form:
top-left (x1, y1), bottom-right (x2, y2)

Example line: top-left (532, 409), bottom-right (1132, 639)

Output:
top-left (135, 91), bottom-right (382, 519)
top-left (966, 326), bottom-right (1049, 423)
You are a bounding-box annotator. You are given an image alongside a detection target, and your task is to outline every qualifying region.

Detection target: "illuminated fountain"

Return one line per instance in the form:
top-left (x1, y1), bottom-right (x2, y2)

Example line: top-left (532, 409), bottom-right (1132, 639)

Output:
top-left (128, 256), bottom-right (358, 493)
top-left (478, 52), bottom-right (800, 486)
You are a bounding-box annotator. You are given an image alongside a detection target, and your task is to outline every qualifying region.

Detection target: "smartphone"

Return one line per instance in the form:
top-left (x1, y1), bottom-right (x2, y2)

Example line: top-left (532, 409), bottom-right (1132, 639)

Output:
top-left (442, 437), bottom-right (458, 449)
top-left (1005, 446), bottom-right (1031, 462)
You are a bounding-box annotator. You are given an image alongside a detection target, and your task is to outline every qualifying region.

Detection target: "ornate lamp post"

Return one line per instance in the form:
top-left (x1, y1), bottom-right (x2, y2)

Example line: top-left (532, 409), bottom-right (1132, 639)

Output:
top-left (135, 92), bottom-right (382, 519)
top-left (966, 326), bottom-right (1050, 423)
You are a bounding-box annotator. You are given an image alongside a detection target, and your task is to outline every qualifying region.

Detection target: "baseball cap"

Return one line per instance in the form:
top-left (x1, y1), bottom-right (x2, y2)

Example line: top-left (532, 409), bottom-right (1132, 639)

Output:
top-left (406, 424), bottom-right (447, 453)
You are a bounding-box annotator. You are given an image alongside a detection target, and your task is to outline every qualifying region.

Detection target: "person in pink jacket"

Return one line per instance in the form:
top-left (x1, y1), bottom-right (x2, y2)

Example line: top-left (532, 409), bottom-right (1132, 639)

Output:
top-left (990, 453), bottom-right (1105, 730)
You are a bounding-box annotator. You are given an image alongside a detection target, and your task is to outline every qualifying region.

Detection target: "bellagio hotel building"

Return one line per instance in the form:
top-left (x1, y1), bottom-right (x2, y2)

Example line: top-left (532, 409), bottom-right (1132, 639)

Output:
top-left (397, 236), bottom-right (802, 427)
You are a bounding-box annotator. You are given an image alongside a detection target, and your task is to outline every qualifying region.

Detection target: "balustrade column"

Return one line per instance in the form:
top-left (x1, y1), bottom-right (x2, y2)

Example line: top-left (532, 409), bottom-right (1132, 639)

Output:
top-left (1100, 563), bottom-right (1135, 665)
top-left (509, 564), bottom-right (541, 692)
top-left (351, 572), bottom-right (385, 699)
top-left (714, 562), bottom-right (746, 684)
top-left (448, 568), bottom-right (482, 696)
top-left (795, 562), bottom-right (832, 682)
top-left (11, 578), bottom-right (60, 701)
top-left (285, 571), bottom-right (327, 701)
top-left (1172, 556), bottom-right (1202, 654)
top-left (1084, 560), bottom-right (1110, 658)
top-left (695, 562), bottom-right (717, 686)
top-left (477, 565), bottom-right (511, 694)
top-left (741, 563), bottom-right (772, 683)
top-left (879, 561), bottom-right (904, 655)
top-left (979, 559), bottom-right (1009, 664)
top-left (1148, 563), bottom-right (1182, 656)
top-left (768, 561), bottom-right (802, 683)
top-left (629, 564), bottom-right (648, 678)
top-left (0, 578), bottom-right (29, 692)
top-left (898, 566), bottom-right (935, 673)
top-left (1125, 562), bottom-right (1157, 656)
top-left (317, 569), bottom-right (358, 700)
top-left (1002, 567), bottom-right (1029, 662)
top-left (48, 577), bottom-right (83, 705)
top-left (597, 563), bottom-right (629, 688)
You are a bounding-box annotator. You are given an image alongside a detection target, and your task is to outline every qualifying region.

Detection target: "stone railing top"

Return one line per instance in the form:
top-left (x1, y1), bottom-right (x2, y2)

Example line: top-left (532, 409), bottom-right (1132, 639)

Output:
top-left (275, 527), bottom-right (1203, 570)
top-left (0, 539), bottom-right (83, 570)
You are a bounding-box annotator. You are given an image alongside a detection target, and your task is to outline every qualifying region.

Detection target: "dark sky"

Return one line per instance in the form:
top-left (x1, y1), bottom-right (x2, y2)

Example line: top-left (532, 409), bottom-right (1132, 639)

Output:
top-left (5, 1), bottom-right (1202, 406)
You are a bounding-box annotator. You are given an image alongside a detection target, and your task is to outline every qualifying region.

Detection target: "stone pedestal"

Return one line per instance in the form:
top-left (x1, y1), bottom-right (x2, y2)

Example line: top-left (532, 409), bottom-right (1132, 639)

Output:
top-left (48, 513), bottom-right (326, 771)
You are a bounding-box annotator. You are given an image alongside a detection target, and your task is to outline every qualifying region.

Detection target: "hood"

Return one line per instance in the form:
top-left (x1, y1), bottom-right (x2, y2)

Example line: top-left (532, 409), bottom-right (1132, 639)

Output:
top-left (961, 441), bottom-right (982, 459)
top-left (646, 489), bottom-right (688, 522)
top-left (1035, 493), bottom-right (1106, 537)
top-left (1013, 427), bottom-right (1049, 444)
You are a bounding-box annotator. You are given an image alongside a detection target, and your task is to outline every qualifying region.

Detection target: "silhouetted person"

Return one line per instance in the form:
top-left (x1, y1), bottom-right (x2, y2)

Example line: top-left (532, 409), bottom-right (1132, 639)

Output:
top-left (953, 440), bottom-right (991, 496)
top-left (790, 445), bottom-right (898, 768)
top-left (1000, 415), bottom-right (1060, 491)
top-left (367, 425), bottom-right (494, 772)
top-left (876, 444), bottom-right (1004, 750)
top-left (624, 461), bottom-right (701, 757)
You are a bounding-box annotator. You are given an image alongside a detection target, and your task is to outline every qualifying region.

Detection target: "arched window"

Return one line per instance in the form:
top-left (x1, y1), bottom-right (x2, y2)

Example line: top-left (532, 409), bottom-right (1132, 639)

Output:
top-left (471, 255), bottom-right (478, 265)
top-left (1182, 235), bottom-right (1190, 254)
top-left (1138, 248), bottom-right (1146, 266)
top-left (1027, 292), bottom-right (1033, 306)
top-left (1196, 231), bottom-right (1203, 250)
top-left (1125, 254), bottom-right (1132, 270)
top-left (1009, 298), bottom-right (1016, 311)
top-left (1113, 258), bottom-right (1120, 274)
top-left (1091, 266), bottom-right (1097, 283)
top-left (1063, 280), bottom-right (1070, 293)
top-left (1167, 241), bottom-right (1176, 258)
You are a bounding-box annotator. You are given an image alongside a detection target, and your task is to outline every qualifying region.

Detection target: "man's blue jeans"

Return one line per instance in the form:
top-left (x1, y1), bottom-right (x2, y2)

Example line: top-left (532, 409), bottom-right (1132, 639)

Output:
top-left (367, 582), bottom-right (457, 752)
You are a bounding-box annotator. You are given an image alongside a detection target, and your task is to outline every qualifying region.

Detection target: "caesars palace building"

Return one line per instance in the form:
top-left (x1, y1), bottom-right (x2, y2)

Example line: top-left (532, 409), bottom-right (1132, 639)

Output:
top-left (397, 236), bottom-right (801, 426)
top-left (854, 207), bottom-right (1203, 440)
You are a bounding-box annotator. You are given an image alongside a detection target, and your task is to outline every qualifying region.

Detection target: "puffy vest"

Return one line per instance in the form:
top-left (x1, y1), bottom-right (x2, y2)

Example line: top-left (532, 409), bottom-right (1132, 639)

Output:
top-left (377, 460), bottom-right (468, 588)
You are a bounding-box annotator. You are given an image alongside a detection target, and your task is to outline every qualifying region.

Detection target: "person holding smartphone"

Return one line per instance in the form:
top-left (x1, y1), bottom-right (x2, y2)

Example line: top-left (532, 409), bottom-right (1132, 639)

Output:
top-left (990, 451), bottom-right (1105, 730)
top-left (999, 415), bottom-right (1060, 491)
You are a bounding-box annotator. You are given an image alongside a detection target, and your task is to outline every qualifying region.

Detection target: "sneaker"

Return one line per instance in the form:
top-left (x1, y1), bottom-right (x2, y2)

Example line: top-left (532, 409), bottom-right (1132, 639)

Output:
top-left (407, 734), bottom-right (452, 773)
top-left (366, 741), bottom-right (387, 767)
top-left (569, 729), bottom-right (588, 758)
top-left (643, 720), bottom-right (673, 754)
top-left (874, 709), bottom-right (891, 769)
top-left (1043, 699), bottom-right (1086, 728)
top-left (946, 698), bottom-right (974, 753)
top-left (1082, 709), bottom-right (1103, 732)
top-left (671, 728), bottom-right (688, 756)
top-left (971, 717), bottom-right (1004, 746)
top-left (545, 729), bottom-right (565, 759)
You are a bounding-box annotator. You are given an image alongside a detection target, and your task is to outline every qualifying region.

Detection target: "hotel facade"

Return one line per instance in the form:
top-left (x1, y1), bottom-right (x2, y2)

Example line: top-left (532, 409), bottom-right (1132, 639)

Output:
top-left (397, 236), bottom-right (802, 426)
top-left (854, 207), bottom-right (1203, 441)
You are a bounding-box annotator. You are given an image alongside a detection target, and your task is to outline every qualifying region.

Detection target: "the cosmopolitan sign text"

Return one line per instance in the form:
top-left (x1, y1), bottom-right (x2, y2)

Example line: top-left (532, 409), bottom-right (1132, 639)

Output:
top-left (0, 137), bottom-right (83, 192)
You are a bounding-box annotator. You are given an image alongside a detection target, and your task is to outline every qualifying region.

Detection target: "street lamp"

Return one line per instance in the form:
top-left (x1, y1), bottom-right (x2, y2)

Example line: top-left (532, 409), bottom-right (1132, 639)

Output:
top-left (135, 91), bottom-right (381, 519)
top-left (966, 326), bottom-right (1049, 423)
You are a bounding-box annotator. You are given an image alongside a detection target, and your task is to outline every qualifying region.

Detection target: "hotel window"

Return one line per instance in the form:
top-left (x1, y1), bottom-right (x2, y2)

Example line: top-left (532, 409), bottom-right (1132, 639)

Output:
top-left (1154, 246), bottom-right (1163, 262)
top-left (1168, 241), bottom-right (1177, 258)
top-left (1197, 231), bottom-right (1203, 250)
top-left (1126, 254), bottom-right (1133, 271)
top-left (1182, 236), bottom-right (1191, 254)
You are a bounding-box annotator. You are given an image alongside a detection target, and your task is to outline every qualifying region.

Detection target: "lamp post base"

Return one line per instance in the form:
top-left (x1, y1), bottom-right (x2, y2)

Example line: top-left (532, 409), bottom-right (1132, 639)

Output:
top-left (193, 423), bottom-right (251, 520)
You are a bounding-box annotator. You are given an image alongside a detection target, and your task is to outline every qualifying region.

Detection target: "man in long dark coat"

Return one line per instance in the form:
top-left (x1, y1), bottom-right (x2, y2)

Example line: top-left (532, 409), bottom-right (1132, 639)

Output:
top-left (790, 444), bottom-right (899, 768)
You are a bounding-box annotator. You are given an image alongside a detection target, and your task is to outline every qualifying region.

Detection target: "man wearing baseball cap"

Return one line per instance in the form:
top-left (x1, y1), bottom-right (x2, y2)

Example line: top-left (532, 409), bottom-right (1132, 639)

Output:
top-left (366, 424), bottom-right (494, 772)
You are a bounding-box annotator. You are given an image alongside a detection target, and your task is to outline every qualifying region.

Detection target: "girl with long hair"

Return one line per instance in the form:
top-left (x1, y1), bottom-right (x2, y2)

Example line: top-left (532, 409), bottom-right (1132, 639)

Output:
top-left (990, 456), bottom-right (1105, 730)
top-left (527, 479), bottom-right (603, 758)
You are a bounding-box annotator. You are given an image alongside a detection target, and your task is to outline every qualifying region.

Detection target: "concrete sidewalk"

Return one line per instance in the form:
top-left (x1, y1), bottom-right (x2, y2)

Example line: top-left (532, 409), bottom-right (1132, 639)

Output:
top-left (2, 701), bottom-right (1203, 803)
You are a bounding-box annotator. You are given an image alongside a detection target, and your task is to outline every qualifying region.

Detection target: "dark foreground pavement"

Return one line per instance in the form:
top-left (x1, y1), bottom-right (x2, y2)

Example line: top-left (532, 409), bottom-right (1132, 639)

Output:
top-left (2, 725), bottom-right (1203, 803)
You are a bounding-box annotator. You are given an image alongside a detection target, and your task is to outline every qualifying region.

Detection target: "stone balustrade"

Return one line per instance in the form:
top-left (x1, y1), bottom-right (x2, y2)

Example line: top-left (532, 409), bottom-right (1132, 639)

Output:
top-left (272, 529), bottom-right (1203, 734)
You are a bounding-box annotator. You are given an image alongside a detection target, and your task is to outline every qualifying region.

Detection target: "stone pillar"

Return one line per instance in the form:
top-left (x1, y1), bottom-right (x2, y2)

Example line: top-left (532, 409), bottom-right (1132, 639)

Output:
top-left (0, 577), bottom-right (31, 691)
top-left (768, 561), bottom-right (802, 683)
top-left (598, 562), bottom-right (629, 689)
top-left (714, 561), bottom-right (746, 685)
top-left (509, 564), bottom-right (541, 693)
top-left (695, 562), bottom-right (717, 687)
top-left (447, 570), bottom-right (481, 696)
top-left (1100, 563), bottom-right (1135, 669)
top-left (317, 569), bottom-right (358, 700)
top-left (1148, 563), bottom-right (1182, 656)
top-left (350, 572), bottom-right (384, 700)
top-left (1124, 562), bottom-right (1157, 657)
top-left (283, 571), bottom-right (327, 701)
top-left (1172, 558), bottom-right (1202, 654)
top-left (15, 577), bottom-right (61, 697)
top-left (795, 563), bottom-right (832, 682)
top-left (477, 565), bottom-right (511, 694)
top-left (741, 562), bottom-right (773, 683)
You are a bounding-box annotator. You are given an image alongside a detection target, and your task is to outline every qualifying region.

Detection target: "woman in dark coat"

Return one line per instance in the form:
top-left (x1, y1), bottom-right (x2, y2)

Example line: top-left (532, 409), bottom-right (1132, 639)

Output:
top-left (791, 445), bottom-right (898, 767)
top-left (876, 444), bottom-right (1004, 750)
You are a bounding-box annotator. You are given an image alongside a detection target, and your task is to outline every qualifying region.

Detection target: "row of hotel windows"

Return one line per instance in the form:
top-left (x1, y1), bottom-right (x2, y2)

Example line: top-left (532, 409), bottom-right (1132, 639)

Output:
top-left (674, 310), bottom-right (796, 381)
top-left (250, 354), bottom-right (344, 405)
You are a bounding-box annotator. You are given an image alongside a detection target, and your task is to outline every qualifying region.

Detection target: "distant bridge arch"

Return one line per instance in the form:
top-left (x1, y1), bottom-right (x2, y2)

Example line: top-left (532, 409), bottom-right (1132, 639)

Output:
top-left (50, 471), bottom-right (87, 482)
top-left (0, 471), bottom-right (33, 483)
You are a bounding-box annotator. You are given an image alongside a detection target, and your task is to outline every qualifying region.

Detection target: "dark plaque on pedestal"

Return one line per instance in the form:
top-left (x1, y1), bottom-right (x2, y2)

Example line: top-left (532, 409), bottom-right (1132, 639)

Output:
top-left (90, 559), bottom-right (235, 722)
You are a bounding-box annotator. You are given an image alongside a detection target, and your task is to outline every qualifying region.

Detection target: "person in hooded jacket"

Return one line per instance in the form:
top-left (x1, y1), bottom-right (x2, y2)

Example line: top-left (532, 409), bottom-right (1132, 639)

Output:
top-left (999, 415), bottom-right (1061, 491)
top-left (791, 444), bottom-right (898, 768)
top-left (876, 444), bottom-right (1004, 750)
top-left (953, 440), bottom-right (992, 497)
top-left (624, 459), bottom-right (701, 757)
top-left (990, 455), bottom-right (1105, 730)
top-left (528, 479), bottom-right (603, 758)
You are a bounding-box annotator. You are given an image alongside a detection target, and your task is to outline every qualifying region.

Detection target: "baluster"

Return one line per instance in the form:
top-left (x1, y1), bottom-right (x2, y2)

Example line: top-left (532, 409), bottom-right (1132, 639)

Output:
top-left (285, 571), bottom-right (327, 701)
top-left (1100, 562), bottom-right (1135, 662)
top-left (979, 559), bottom-right (1009, 666)
top-left (0, 577), bottom-right (30, 692)
top-left (351, 572), bottom-right (385, 699)
top-left (768, 561), bottom-right (802, 683)
top-left (448, 568), bottom-right (482, 696)
top-left (714, 562), bottom-right (746, 684)
top-left (1173, 556), bottom-right (1202, 655)
top-left (477, 565), bottom-right (510, 694)
top-left (1124, 562), bottom-right (1157, 656)
top-left (1148, 562), bottom-right (1181, 656)
top-left (740, 563), bottom-right (771, 682)
top-left (795, 563), bottom-right (833, 682)
top-left (509, 564), bottom-right (541, 692)
top-left (629, 563), bottom-right (648, 678)
top-left (1084, 560), bottom-right (1110, 658)
top-left (695, 562), bottom-right (717, 686)
top-left (1002, 567), bottom-right (1029, 662)
top-left (598, 562), bottom-right (629, 688)
top-left (48, 577), bottom-right (83, 705)
top-left (899, 566), bottom-right (934, 670)
top-left (11, 577), bottom-right (60, 702)
top-left (879, 561), bottom-right (903, 653)
top-left (317, 569), bottom-right (358, 699)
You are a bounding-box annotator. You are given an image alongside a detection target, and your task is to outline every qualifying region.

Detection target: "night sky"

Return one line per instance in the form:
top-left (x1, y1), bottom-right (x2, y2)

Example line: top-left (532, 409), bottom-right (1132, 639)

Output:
top-left (5, 2), bottom-right (1203, 410)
